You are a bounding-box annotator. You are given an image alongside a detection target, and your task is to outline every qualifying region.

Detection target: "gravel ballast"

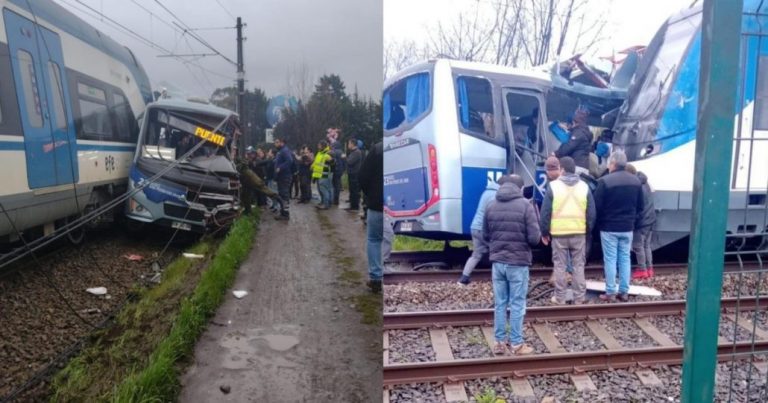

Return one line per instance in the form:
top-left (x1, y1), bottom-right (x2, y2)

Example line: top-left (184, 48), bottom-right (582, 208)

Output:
top-left (388, 329), bottom-right (436, 363)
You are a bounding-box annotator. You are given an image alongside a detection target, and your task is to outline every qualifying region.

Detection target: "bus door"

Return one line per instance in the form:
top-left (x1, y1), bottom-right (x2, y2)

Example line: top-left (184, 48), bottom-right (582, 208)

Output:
top-left (4, 9), bottom-right (78, 189)
top-left (502, 88), bottom-right (547, 195)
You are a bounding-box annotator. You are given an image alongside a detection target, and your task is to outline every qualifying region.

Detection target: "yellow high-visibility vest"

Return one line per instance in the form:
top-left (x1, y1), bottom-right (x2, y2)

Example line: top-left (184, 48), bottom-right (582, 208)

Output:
top-left (550, 179), bottom-right (589, 236)
top-left (312, 147), bottom-right (332, 179)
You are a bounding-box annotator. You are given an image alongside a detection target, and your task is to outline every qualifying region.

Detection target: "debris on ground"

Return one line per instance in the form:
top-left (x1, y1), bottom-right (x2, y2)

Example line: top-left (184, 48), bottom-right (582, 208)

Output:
top-left (183, 253), bottom-right (205, 259)
top-left (219, 385), bottom-right (231, 394)
top-left (232, 290), bottom-right (248, 299)
top-left (123, 254), bottom-right (144, 261)
top-left (585, 280), bottom-right (662, 296)
top-left (86, 287), bottom-right (107, 296)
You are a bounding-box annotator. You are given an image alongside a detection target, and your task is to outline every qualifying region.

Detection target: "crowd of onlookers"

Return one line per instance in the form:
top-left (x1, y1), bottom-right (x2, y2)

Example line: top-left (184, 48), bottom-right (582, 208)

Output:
top-left (239, 128), bottom-right (385, 294)
top-left (459, 106), bottom-right (657, 356)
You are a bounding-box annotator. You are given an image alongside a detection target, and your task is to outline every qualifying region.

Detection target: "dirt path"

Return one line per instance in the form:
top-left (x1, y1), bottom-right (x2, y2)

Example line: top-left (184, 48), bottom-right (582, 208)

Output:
top-left (179, 195), bottom-right (381, 402)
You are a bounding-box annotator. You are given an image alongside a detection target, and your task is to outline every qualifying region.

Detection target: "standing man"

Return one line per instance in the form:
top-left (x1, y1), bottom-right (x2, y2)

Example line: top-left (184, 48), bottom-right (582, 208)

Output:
top-left (458, 179), bottom-right (499, 285)
top-left (594, 151), bottom-right (644, 302)
top-left (273, 138), bottom-right (293, 220)
top-left (359, 141), bottom-right (383, 293)
top-left (484, 175), bottom-right (540, 355)
top-left (312, 140), bottom-right (334, 210)
top-left (554, 107), bottom-right (592, 171)
top-left (626, 166), bottom-right (656, 279)
top-left (540, 157), bottom-right (596, 305)
top-left (345, 138), bottom-right (363, 211)
top-left (298, 146), bottom-right (314, 204)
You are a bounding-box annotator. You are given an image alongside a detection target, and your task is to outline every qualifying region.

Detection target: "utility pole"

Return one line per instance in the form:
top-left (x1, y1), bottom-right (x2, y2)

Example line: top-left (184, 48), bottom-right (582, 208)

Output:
top-left (236, 17), bottom-right (245, 154)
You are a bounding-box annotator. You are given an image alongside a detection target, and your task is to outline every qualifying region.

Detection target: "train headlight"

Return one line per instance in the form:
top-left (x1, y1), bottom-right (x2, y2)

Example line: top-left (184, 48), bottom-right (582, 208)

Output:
top-left (130, 198), bottom-right (152, 218)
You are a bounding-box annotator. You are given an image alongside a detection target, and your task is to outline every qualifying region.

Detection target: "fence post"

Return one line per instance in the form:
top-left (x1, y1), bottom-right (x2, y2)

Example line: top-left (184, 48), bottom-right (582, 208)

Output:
top-left (681, 0), bottom-right (742, 402)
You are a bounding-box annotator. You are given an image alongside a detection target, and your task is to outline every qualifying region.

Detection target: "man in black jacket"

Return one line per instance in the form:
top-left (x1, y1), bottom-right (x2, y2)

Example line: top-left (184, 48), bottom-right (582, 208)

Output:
top-left (484, 175), bottom-right (540, 356)
top-left (359, 141), bottom-right (383, 293)
top-left (273, 138), bottom-right (294, 219)
top-left (554, 108), bottom-right (592, 170)
top-left (594, 150), bottom-right (644, 302)
top-left (345, 138), bottom-right (363, 211)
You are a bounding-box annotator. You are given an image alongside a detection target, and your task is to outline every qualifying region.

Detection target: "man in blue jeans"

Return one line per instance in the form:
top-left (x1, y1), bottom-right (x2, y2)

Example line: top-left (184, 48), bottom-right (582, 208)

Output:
top-left (593, 150), bottom-right (644, 302)
top-left (483, 175), bottom-right (541, 355)
top-left (359, 141), bottom-right (383, 293)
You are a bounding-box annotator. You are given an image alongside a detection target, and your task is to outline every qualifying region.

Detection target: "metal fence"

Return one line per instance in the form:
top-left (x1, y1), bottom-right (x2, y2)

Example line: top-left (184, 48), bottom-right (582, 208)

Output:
top-left (682, 0), bottom-right (768, 402)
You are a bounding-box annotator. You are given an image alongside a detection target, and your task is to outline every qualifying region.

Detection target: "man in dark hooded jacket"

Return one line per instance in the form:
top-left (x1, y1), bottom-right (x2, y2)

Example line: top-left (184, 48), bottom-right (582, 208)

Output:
top-left (626, 165), bottom-right (656, 279)
top-left (483, 175), bottom-right (540, 356)
top-left (554, 108), bottom-right (592, 170)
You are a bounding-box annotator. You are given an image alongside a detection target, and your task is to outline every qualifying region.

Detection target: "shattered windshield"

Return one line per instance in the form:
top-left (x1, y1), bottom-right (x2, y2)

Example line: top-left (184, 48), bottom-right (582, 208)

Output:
top-left (622, 11), bottom-right (701, 121)
top-left (142, 108), bottom-right (236, 162)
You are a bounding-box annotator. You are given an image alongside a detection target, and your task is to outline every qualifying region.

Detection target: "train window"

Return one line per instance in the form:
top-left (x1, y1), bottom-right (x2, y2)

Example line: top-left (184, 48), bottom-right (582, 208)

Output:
top-left (112, 92), bottom-right (137, 142)
top-left (48, 62), bottom-right (67, 132)
top-left (77, 82), bottom-right (112, 139)
top-left (383, 72), bottom-right (430, 131)
top-left (17, 50), bottom-right (43, 128)
top-left (456, 76), bottom-right (494, 138)
top-left (754, 56), bottom-right (768, 130)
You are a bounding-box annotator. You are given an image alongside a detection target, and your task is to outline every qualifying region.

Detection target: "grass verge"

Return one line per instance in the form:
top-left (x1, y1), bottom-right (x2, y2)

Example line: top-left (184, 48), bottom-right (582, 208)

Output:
top-left (51, 212), bottom-right (258, 402)
top-left (393, 235), bottom-right (471, 252)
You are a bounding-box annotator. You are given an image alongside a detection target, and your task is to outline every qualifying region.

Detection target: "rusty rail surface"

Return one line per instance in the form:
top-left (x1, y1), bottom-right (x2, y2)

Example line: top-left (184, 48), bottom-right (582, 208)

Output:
top-left (383, 262), bottom-right (765, 284)
top-left (383, 297), bottom-right (768, 330)
top-left (382, 340), bottom-right (768, 385)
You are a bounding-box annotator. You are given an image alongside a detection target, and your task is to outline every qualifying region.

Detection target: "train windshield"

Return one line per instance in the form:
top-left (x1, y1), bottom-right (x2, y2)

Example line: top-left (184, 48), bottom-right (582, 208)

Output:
top-left (383, 72), bottom-right (431, 133)
top-left (142, 108), bottom-right (236, 162)
top-left (613, 9), bottom-right (701, 158)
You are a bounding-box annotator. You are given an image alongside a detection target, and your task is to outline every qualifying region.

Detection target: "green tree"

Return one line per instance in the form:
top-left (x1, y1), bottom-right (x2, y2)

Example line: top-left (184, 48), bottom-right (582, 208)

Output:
top-left (209, 86), bottom-right (269, 147)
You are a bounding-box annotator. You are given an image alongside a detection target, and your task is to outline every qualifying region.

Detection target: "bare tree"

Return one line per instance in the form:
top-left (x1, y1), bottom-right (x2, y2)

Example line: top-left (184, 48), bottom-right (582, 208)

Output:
top-left (383, 39), bottom-right (428, 80)
top-left (426, 4), bottom-right (499, 62)
top-left (282, 61), bottom-right (315, 102)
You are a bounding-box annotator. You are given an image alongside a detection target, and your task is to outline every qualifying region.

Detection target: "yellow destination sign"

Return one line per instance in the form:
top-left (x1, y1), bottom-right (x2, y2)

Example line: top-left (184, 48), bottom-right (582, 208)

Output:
top-left (193, 126), bottom-right (226, 146)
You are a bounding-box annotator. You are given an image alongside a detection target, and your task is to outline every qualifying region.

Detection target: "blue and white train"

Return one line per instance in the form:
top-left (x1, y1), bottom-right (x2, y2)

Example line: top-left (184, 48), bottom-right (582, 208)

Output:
top-left (383, 1), bottom-right (768, 250)
top-left (0, 0), bottom-right (152, 242)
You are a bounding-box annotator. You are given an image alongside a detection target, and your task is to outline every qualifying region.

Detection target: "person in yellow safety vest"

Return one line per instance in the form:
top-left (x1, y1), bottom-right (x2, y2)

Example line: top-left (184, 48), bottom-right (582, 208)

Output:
top-left (539, 156), bottom-right (596, 305)
top-left (312, 140), bottom-right (335, 210)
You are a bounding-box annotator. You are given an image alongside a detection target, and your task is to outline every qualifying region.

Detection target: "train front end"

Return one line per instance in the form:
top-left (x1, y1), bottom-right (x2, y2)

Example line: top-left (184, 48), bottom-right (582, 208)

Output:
top-left (126, 100), bottom-right (241, 233)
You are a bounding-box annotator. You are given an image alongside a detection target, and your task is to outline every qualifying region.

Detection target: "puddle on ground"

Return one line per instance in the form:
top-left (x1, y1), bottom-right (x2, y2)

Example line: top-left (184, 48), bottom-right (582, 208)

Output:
top-left (220, 324), bottom-right (301, 369)
top-left (260, 334), bottom-right (299, 351)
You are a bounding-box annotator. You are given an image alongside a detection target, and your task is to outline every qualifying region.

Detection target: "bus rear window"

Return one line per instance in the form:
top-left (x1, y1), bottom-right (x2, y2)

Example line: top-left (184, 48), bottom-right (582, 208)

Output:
top-left (383, 72), bottom-right (430, 131)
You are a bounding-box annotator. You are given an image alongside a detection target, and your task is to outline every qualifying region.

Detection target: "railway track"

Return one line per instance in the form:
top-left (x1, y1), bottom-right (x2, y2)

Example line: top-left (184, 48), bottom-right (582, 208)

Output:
top-left (383, 261), bottom-right (765, 284)
top-left (383, 297), bottom-right (768, 401)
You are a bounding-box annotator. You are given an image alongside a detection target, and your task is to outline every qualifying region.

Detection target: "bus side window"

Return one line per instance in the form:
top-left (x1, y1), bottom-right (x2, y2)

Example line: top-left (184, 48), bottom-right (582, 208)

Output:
top-left (456, 76), bottom-right (494, 138)
top-left (505, 92), bottom-right (542, 153)
top-left (383, 72), bottom-right (430, 131)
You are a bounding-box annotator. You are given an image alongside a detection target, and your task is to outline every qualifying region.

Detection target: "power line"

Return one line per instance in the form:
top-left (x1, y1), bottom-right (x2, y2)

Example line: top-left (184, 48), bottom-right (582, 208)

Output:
top-left (58, 0), bottom-right (236, 82)
top-left (154, 0), bottom-right (237, 66)
top-left (214, 0), bottom-right (236, 20)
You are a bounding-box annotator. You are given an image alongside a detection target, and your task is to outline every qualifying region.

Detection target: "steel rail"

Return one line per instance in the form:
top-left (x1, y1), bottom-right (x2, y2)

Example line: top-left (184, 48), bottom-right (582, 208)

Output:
top-left (383, 297), bottom-right (768, 330)
top-left (383, 262), bottom-right (766, 284)
top-left (382, 340), bottom-right (768, 385)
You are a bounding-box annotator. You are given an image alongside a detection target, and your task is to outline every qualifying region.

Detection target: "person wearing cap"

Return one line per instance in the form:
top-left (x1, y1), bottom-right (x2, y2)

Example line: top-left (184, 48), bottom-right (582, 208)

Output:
top-left (542, 156), bottom-right (573, 282)
top-left (554, 108), bottom-right (593, 170)
top-left (540, 157), bottom-right (596, 305)
top-left (457, 176), bottom-right (500, 285)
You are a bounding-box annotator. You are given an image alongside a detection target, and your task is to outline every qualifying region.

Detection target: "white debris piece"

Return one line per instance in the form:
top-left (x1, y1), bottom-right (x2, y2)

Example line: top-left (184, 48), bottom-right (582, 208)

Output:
top-left (585, 280), bottom-right (662, 297)
top-left (183, 253), bottom-right (205, 259)
top-left (232, 290), bottom-right (248, 299)
top-left (86, 287), bottom-right (107, 296)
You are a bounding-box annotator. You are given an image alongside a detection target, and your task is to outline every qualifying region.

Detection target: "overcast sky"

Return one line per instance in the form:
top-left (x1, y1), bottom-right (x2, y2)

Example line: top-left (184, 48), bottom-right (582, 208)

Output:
top-left (385, 0), bottom-right (694, 62)
top-left (54, 0), bottom-right (382, 100)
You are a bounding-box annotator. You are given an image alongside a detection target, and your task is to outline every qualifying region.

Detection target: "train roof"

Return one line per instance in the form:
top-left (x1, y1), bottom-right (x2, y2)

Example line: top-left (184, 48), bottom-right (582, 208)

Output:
top-left (7, 0), bottom-right (153, 104)
top-left (148, 99), bottom-right (237, 118)
top-left (384, 58), bottom-right (552, 90)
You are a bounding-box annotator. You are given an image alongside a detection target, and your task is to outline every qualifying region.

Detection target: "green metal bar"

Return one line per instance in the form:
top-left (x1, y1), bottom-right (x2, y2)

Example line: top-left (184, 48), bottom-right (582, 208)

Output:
top-left (681, 1), bottom-right (743, 402)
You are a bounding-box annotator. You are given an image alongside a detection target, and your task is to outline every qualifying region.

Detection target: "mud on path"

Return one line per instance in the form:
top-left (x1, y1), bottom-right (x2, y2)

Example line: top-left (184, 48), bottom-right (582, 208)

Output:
top-left (180, 195), bottom-right (382, 402)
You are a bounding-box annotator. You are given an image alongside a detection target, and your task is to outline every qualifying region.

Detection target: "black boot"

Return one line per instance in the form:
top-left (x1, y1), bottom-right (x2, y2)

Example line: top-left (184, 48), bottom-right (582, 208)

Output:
top-left (367, 280), bottom-right (382, 294)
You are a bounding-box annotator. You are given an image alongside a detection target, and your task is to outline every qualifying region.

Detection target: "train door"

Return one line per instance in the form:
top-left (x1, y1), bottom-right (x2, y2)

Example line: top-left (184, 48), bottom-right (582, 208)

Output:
top-left (501, 88), bottom-right (547, 190)
top-left (3, 9), bottom-right (78, 189)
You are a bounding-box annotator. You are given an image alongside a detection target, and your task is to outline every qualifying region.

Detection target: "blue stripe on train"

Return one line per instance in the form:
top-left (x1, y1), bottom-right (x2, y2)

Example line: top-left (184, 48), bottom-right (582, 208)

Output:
top-left (0, 140), bottom-right (134, 152)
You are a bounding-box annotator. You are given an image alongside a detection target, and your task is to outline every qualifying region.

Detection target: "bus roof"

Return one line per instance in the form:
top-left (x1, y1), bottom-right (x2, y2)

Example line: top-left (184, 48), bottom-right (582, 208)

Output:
top-left (384, 58), bottom-right (552, 90)
top-left (148, 99), bottom-right (237, 119)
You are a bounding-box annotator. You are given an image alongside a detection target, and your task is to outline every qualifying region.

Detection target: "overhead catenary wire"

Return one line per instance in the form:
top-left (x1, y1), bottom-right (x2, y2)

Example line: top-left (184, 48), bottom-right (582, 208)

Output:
top-left (213, 0), bottom-right (236, 20)
top-left (56, 0), bottom-right (236, 82)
